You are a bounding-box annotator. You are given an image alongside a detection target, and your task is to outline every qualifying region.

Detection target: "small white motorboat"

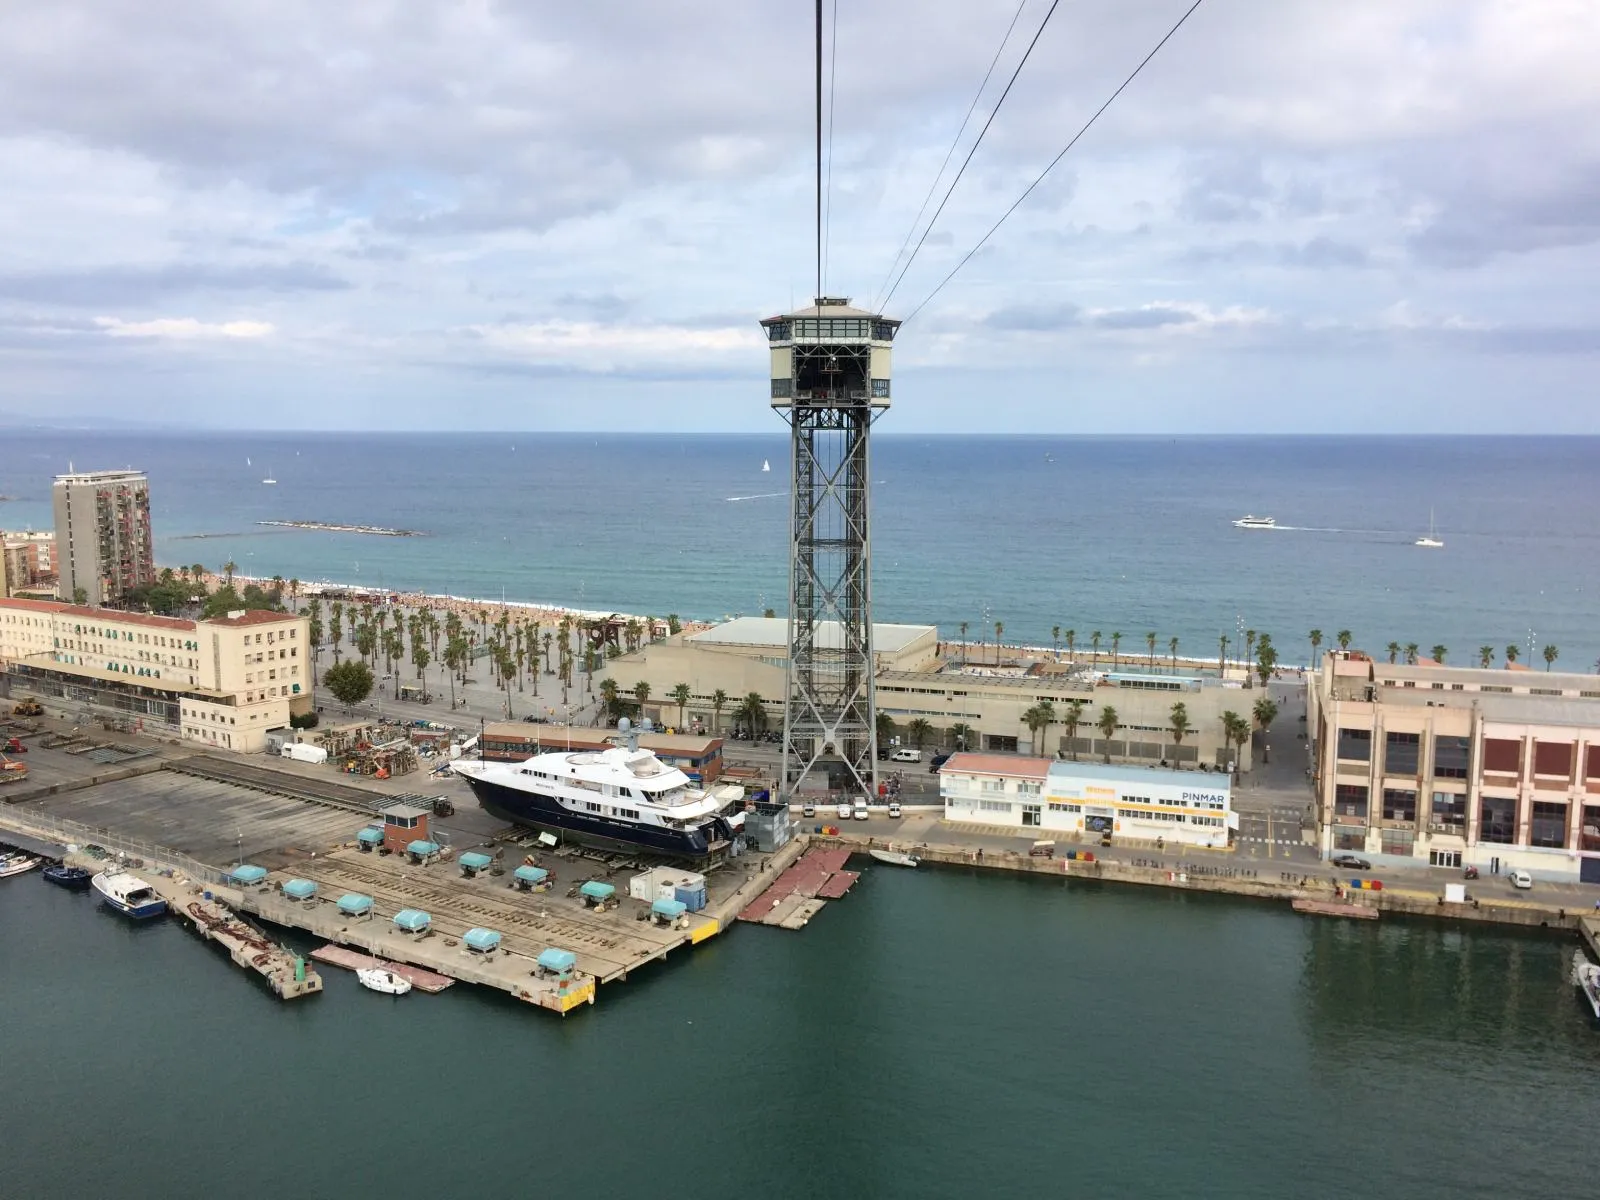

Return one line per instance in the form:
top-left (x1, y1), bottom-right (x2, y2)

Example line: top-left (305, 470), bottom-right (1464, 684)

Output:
top-left (869, 848), bottom-right (920, 868)
top-left (357, 967), bottom-right (413, 996)
top-left (0, 853), bottom-right (42, 878)
top-left (1232, 515), bottom-right (1277, 529)
top-left (1575, 956), bottom-right (1600, 1020)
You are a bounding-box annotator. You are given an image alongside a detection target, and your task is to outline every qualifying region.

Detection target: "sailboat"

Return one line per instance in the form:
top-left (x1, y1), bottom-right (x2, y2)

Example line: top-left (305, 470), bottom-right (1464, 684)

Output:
top-left (1415, 509), bottom-right (1444, 548)
top-left (261, 468), bottom-right (277, 485)
top-left (761, 459), bottom-right (771, 472)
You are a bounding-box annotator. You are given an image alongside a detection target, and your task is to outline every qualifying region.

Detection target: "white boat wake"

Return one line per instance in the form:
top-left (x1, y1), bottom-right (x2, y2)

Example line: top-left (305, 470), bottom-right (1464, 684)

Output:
top-left (726, 491), bottom-right (787, 502)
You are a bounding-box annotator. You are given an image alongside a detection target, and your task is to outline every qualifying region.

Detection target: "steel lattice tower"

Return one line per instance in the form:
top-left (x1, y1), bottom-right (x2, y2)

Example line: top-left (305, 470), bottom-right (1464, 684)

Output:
top-left (763, 299), bottom-right (899, 802)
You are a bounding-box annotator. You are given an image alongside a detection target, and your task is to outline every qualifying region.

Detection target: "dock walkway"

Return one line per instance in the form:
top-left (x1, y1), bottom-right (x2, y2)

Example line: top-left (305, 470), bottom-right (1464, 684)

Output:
top-left (739, 846), bottom-right (859, 929)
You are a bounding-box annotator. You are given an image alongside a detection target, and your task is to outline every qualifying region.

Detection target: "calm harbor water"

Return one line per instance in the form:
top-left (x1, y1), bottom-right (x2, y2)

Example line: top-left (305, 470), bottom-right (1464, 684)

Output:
top-left (2, 431), bottom-right (1597, 667)
top-left (3, 864), bottom-right (1595, 1198)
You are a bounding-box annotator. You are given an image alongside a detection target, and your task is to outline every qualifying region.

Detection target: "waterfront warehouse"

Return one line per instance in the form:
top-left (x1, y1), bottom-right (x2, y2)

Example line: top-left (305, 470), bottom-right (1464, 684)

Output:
top-left (940, 753), bottom-right (1235, 849)
top-left (1310, 650), bottom-right (1600, 882)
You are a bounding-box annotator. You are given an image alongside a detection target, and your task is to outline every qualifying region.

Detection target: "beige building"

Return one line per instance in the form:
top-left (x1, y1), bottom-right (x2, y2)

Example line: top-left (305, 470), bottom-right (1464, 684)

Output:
top-left (1309, 651), bottom-right (1600, 882)
top-left (3, 530), bottom-right (58, 597)
top-left (609, 616), bottom-right (1255, 771)
top-left (0, 597), bottom-right (312, 752)
top-left (53, 469), bottom-right (155, 606)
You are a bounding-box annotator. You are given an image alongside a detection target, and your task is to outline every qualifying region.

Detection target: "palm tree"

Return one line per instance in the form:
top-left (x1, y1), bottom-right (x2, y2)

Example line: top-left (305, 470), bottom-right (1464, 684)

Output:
top-left (222, 559), bottom-right (237, 587)
top-left (1168, 636), bottom-right (1179, 673)
top-left (1222, 711), bottom-right (1251, 775)
top-left (1386, 641), bottom-right (1400, 665)
top-left (288, 577), bottom-right (300, 608)
top-left (1168, 702), bottom-right (1190, 759)
top-left (1145, 631), bottom-right (1157, 668)
top-left (670, 682), bottom-right (692, 730)
top-left (1217, 634), bottom-right (1229, 676)
top-left (1431, 645), bottom-right (1447, 665)
top-left (1051, 625), bottom-right (1061, 657)
top-left (1254, 633), bottom-right (1276, 689)
top-left (737, 692), bottom-right (768, 737)
top-left (907, 717), bottom-right (933, 749)
top-left (1308, 629), bottom-right (1323, 669)
top-left (632, 680), bottom-right (651, 716)
top-left (876, 709), bottom-right (896, 748)
top-left (1336, 630), bottom-right (1352, 651)
top-left (1064, 629), bottom-right (1076, 662)
top-left (1091, 631), bottom-right (1102, 668)
top-left (1478, 645), bottom-right (1494, 669)
top-left (307, 611), bottom-right (324, 684)
top-left (329, 601), bottom-right (344, 661)
top-left (1404, 642), bottom-right (1419, 666)
top-left (711, 688), bottom-right (728, 734)
top-left (1062, 699), bottom-right (1086, 761)
top-left (1243, 630), bottom-right (1256, 673)
top-left (949, 721), bottom-right (973, 751)
top-left (599, 677), bottom-right (619, 719)
top-left (1505, 644), bottom-right (1519, 665)
top-left (1543, 644), bottom-right (1559, 671)
top-left (994, 621), bottom-right (1003, 666)
top-left (1022, 700), bottom-right (1055, 757)
top-left (1253, 696), bottom-right (1278, 731)
top-left (1110, 632), bottom-right (1122, 669)
top-left (1095, 705), bottom-right (1119, 763)
top-left (414, 645), bottom-right (431, 698)
top-left (958, 621), bottom-right (968, 667)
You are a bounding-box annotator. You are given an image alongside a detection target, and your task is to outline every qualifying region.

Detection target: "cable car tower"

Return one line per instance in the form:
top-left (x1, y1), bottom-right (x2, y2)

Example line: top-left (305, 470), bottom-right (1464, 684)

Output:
top-left (763, 301), bottom-right (897, 803)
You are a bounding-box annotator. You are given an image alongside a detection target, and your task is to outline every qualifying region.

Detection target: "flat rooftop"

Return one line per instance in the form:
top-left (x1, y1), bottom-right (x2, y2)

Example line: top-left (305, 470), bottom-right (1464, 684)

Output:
top-left (688, 616), bottom-right (934, 655)
top-left (1048, 759), bottom-right (1232, 794)
top-left (939, 752), bottom-right (1053, 779)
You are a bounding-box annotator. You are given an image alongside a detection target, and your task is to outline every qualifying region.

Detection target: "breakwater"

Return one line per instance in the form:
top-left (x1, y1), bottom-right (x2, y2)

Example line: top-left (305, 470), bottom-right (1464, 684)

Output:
top-left (258, 520), bottom-right (423, 536)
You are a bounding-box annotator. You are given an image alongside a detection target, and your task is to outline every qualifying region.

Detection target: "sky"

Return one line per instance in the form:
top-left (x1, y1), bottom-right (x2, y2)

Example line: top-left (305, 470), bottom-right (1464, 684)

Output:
top-left (1, 0), bottom-right (1597, 433)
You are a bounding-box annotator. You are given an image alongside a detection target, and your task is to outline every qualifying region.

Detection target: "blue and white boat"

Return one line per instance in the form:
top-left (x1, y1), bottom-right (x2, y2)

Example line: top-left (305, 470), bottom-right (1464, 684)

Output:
top-left (451, 721), bottom-right (735, 859)
top-left (91, 870), bottom-right (167, 919)
top-left (42, 864), bottom-right (93, 890)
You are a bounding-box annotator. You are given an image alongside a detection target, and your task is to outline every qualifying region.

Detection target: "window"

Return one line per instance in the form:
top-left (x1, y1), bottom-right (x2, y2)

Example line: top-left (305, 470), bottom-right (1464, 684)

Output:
top-left (978, 799), bottom-right (1011, 813)
top-left (1334, 784), bottom-right (1368, 819)
top-left (1430, 849), bottom-right (1461, 868)
top-left (1384, 731), bottom-right (1420, 775)
top-left (770, 378), bottom-right (792, 399)
top-left (1048, 802), bottom-right (1080, 813)
top-left (1336, 727), bottom-right (1371, 761)
top-left (1530, 801), bottom-right (1567, 848)
top-left (1433, 735), bottom-right (1469, 779)
top-left (1022, 804), bottom-right (1041, 827)
top-left (1482, 738), bottom-right (1520, 774)
top-left (1533, 741), bottom-right (1574, 778)
top-left (1381, 788), bottom-right (1417, 822)
top-left (871, 379), bottom-right (890, 398)
top-left (1479, 796), bottom-right (1515, 844)
top-left (1429, 792), bottom-right (1465, 830)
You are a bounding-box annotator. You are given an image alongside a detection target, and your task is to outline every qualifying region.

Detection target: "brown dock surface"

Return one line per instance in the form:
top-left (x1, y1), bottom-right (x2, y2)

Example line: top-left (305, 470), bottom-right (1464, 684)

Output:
top-left (311, 945), bottom-right (454, 992)
top-left (740, 845), bottom-right (859, 926)
top-left (1292, 898), bottom-right (1379, 920)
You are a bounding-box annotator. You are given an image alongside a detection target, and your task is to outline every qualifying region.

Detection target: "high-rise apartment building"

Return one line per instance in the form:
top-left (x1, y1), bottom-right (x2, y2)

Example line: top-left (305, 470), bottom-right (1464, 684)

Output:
top-left (52, 470), bottom-right (154, 606)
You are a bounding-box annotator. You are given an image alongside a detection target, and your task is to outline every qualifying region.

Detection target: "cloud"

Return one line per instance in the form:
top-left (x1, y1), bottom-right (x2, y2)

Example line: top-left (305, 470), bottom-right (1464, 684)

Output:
top-left (0, 262), bottom-right (349, 306)
top-left (93, 316), bottom-right (275, 339)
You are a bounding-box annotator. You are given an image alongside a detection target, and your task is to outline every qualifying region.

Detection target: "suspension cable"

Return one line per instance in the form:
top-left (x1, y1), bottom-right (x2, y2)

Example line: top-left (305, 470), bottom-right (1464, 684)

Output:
top-left (823, 0), bottom-right (838, 294)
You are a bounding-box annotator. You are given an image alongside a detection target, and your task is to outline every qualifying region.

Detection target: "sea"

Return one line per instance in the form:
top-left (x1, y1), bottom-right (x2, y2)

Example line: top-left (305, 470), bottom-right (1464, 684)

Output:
top-left (4, 430), bottom-right (1600, 1197)
top-left (2, 431), bottom-right (1596, 668)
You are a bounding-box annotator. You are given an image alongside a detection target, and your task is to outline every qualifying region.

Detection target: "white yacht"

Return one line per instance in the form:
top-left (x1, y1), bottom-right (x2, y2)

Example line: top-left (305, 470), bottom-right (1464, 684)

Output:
top-left (357, 967), bottom-right (412, 996)
top-left (0, 852), bottom-right (41, 878)
top-left (1575, 955), bottom-right (1600, 1021)
top-left (1415, 509), bottom-right (1444, 548)
top-left (451, 719), bottom-right (736, 858)
top-left (1232, 515), bottom-right (1277, 530)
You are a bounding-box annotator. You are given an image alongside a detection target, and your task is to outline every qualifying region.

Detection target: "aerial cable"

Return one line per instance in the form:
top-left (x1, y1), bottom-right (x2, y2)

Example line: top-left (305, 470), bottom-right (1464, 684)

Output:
top-left (879, 0), bottom-right (1063, 313)
top-left (815, 0), bottom-right (823, 299)
top-left (871, 0), bottom-right (1029, 313)
top-left (823, 0), bottom-right (838, 294)
top-left (902, 0), bottom-right (1208, 326)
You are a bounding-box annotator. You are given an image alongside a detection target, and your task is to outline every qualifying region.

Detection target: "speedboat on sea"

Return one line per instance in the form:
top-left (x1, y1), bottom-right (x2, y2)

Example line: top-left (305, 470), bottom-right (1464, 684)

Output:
top-left (1232, 515), bottom-right (1277, 529)
top-left (91, 870), bottom-right (167, 919)
top-left (450, 720), bottom-right (736, 859)
top-left (42, 864), bottom-right (93, 890)
top-left (869, 848), bottom-right (920, 868)
top-left (357, 967), bottom-right (412, 996)
top-left (0, 853), bottom-right (41, 878)
top-left (1576, 957), bottom-right (1600, 1021)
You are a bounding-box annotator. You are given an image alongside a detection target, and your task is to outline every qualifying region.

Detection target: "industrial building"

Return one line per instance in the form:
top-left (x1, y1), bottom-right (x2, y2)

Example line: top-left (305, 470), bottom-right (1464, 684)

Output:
top-left (1309, 651), bottom-right (1600, 882)
top-left (610, 616), bottom-right (1254, 772)
top-left (940, 753), bottom-right (1236, 849)
top-left (52, 469), bottom-right (154, 606)
top-left (0, 597), bottom-right (312, 752)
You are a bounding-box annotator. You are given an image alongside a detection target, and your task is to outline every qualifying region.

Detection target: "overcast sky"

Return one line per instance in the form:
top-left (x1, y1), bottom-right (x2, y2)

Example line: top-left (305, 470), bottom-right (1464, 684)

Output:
top-left (1, 0), bottom-right (1596, 433)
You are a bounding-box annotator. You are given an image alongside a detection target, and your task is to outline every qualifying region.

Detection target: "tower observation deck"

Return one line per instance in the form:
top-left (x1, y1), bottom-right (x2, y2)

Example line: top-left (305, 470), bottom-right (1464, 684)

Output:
top-left (762, 297), bottom-right (900, 803)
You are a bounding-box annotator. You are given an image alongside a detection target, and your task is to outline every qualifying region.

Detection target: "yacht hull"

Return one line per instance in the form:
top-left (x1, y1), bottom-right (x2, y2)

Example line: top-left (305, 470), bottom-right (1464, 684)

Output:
top-left (463, 776), bottom-right (731, 859)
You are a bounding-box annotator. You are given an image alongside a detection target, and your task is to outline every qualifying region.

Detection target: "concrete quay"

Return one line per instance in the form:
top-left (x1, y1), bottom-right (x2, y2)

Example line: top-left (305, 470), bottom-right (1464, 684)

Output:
top-left (820, 827), bottom-right (1589, 934)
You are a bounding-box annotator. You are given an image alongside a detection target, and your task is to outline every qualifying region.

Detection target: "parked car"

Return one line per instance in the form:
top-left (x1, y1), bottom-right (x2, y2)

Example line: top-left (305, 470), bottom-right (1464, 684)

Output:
top-left (887, 801), bottom-right (902, 819)
top-left (890, 747), bottom-right (922, 763)
top-left (802, 802), bottom-right (816, 818)
top-left (1331, 854), bottom-right (1371, 871)
top-left (836, 800), bottom-right (853, 820)
top-left (1508, 868), bottom-right (1533, 890)
top-left (852, 799), bottom-right (869, 820)
top-left (928, 752), bottom-right (951, 773)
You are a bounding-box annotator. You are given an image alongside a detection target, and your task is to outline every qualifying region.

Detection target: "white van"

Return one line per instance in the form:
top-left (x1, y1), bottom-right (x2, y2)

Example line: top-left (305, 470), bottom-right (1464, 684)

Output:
top-left (890, 747), bottom-right (922, 763)
top-left (836, 800), bottom-right (853, 820)
top-left (852, 799), bottom-right (869, 820)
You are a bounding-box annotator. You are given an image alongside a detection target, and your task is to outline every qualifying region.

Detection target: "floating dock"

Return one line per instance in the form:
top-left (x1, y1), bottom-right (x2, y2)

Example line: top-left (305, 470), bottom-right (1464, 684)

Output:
top-left (310, 945), bottom-right (454, 992)
top-left (1291, 898), bottom-right (1380, 921)
top-left (739, 846), bottom-right (859, 929)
